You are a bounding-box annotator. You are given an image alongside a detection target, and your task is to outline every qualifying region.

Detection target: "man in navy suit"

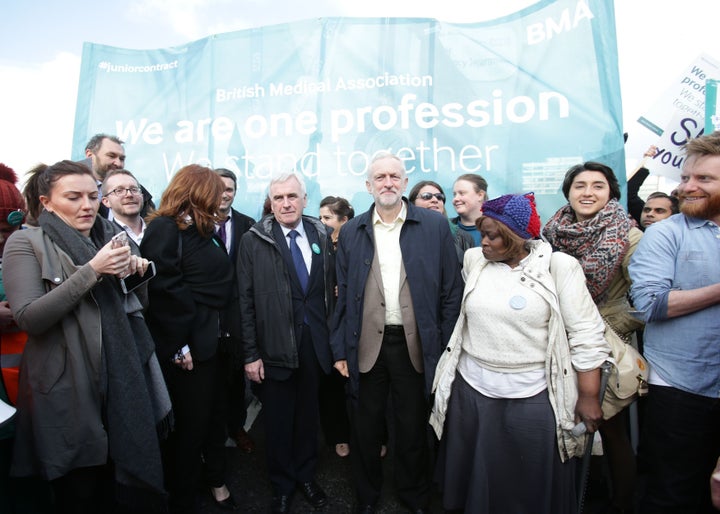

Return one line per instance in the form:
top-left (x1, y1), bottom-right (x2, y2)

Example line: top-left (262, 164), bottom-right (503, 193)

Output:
top-left (331, 152), bottom-right (462, 513)
top-left (238, 171), bottom-right (335, 514)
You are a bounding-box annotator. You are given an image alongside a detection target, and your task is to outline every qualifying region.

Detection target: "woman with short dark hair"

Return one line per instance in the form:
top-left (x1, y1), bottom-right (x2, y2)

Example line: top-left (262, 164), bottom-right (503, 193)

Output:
top-left (317, 195), bottom-right (354, 458)
top-left (544, 161), bottom-right (644, 513)
top-left (319, 196), bottom-right (354, 249)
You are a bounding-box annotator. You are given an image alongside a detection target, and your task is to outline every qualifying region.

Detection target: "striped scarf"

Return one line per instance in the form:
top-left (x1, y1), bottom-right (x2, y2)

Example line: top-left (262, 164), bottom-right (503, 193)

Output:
top-left (542, 199), bottom-right (634, 305)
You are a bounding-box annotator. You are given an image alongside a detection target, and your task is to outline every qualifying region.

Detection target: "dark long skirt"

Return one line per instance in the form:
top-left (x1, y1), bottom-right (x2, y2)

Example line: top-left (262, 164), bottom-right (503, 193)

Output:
top-left (435, 373), bottom-right (577, 513)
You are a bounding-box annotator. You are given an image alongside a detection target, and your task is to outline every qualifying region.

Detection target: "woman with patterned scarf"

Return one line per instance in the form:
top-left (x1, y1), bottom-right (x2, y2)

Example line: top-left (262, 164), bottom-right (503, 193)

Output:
top-left (543, 161), bottom-right (644, 514)
top-left (2, 160), bottom-right (172, 513)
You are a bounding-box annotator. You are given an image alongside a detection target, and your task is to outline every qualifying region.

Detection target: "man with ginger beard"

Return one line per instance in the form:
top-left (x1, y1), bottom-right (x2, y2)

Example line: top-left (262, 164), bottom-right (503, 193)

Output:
top-left (629, 131), bottom-right (720, 514)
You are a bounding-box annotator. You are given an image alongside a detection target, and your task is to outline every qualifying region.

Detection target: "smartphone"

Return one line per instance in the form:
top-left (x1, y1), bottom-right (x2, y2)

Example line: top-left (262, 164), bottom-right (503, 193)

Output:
top-left (120, 261), bottom-right (156, 294)
top-left (111, 231), bottom-right (128, 249)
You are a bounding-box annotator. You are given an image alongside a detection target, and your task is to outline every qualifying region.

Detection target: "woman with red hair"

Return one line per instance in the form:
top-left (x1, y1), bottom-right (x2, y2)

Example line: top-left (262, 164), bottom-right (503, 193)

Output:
top-left (142, 164), bottom-right (237, 513)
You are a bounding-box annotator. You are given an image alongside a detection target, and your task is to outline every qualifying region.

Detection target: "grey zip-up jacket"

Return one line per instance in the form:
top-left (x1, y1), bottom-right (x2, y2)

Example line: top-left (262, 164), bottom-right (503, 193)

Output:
top-left (237, 214), bottom-right (334, 371)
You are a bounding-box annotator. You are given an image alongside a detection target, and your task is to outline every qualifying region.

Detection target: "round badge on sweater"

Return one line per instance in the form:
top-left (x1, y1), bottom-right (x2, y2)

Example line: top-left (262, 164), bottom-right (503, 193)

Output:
top-left (509, 295), bottom-right (526, 310)
top-left (7, 210), bottom-right (23, 226)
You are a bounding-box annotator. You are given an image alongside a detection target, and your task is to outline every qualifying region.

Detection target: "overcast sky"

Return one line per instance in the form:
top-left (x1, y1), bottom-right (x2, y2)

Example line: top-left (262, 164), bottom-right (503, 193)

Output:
top-left (1, 0), bottom-right (717, 178)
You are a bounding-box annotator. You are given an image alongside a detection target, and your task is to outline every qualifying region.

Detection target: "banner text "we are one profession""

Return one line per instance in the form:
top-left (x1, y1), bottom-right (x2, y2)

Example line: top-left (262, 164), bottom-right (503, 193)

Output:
top-left (119, 90), bottom-right (570, 147)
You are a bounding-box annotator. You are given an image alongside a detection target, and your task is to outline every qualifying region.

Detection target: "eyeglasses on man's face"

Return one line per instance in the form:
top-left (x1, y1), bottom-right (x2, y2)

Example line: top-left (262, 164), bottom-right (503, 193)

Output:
top-left (418, 192), bottom-right (445, 202)
top-left (108, 186), bottom-right (141, 197)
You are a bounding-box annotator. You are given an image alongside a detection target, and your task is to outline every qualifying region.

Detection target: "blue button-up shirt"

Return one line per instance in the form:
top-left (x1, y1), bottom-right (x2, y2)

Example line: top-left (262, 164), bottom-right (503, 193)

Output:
top-left (629, 213), bottom-right (720, 398)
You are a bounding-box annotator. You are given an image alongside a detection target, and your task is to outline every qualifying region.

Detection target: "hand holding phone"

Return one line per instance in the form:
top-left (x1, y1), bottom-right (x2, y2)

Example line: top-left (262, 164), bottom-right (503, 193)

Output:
top-left (89, 234), bottom-right (132, 277)
top-left (111, 231), bottom-right (128, 249)
top-left (120, 261), bottom-right (157, 294)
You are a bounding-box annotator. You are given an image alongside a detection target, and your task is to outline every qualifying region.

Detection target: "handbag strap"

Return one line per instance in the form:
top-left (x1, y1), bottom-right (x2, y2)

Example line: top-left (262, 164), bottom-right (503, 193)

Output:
top-left (599, 313), bottom-right (631, 343)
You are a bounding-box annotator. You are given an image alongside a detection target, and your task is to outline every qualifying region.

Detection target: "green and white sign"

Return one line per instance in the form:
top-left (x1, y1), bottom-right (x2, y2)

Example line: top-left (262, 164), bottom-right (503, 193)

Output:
top-left (706, 79), bottom-right (720, 133)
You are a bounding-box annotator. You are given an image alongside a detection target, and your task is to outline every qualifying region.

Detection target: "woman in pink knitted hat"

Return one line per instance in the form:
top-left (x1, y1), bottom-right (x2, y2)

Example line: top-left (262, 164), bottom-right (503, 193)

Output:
top-left (430, 193), bottom-right (610, 514)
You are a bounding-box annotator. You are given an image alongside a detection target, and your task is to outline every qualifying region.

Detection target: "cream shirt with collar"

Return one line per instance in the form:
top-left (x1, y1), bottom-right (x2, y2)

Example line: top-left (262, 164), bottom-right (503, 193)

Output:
top-left (372, 202), bottom-right (406, 325)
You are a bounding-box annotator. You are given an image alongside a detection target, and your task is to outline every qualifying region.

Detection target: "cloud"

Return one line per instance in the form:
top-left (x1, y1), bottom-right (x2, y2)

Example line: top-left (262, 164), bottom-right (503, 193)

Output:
top-left (337, 0), bottom-right (538, 22)
top-left (125, 0), bottom-right (540, 44)
top-left (0, 52), bottom-right (81, 176)
top-left (128, 0), bottom-right (254, 41)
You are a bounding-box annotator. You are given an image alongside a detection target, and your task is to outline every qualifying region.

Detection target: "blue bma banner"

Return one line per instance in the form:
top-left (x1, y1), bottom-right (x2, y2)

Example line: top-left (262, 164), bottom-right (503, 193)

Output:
top-left (72, 0), bottom-right (622, 222)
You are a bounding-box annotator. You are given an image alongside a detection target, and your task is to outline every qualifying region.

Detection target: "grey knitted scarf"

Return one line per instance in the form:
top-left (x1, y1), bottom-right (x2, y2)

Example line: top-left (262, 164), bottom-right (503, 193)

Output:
top-left (38, 210), bottom-right (171, 502)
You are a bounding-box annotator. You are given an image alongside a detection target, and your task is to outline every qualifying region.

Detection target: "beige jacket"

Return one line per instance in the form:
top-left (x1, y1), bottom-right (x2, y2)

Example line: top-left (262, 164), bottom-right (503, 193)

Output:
top-left (599, 227), bottom-right (644, 337)
top-left (358, 249), bottom-right (422, 373)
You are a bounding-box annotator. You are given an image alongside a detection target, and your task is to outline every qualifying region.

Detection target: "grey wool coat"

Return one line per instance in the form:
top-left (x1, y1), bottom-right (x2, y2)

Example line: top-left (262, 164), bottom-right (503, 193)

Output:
top-left (2, 226), bottom-right (142, 480)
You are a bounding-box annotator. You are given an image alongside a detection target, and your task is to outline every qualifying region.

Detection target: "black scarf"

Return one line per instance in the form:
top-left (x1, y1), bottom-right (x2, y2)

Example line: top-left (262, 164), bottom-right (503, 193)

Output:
top-left (38, 211), bottom-right (170, 500)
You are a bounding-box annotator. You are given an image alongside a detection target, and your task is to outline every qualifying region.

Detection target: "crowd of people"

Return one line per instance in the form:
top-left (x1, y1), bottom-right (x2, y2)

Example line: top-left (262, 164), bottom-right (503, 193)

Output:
top-left (0, 131), bottom-right (719, 514)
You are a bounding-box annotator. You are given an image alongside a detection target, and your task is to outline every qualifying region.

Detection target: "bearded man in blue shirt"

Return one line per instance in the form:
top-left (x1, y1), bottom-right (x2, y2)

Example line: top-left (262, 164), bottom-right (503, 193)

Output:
top-left (629, 131), bottom-right (720, 514)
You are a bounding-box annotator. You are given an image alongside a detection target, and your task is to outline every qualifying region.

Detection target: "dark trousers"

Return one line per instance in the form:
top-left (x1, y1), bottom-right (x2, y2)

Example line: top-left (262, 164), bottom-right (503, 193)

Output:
top-left (202, 370), bottom-right (231, 488)
top-left (254, 325), bottom-right (322, 495)
top-left (599, 408), bottom-right (636, 510)
top-left (350, 327), bottom-right (429, 509)
top-left (225, 367), bottom-right (249, 435)
top-left (318, 368), bottom-right (350, 446)
top-left (51, 463), bottom-right (165, 514)
top-left (161, 354), bottom-right (222, 514)
top-left (640, 384), bottom-right (720, 514)
top-left (215, 336), bottom-right (249, 435)
top-left (203, 338), bottom-right (248, 488)
top-left (51, 464), bottom-right (114, 514)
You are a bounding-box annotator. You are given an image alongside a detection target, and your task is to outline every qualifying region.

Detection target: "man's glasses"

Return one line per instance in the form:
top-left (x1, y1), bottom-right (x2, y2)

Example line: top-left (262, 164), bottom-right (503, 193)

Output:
top-left (418, 192), bottom-right (445, 202)
top-left (108, 187), bottom-right (141, 197)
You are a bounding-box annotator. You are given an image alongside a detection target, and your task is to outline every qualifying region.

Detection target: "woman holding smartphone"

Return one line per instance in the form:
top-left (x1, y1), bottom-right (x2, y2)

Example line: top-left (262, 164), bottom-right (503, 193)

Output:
top-left (3, 160), bottom-right (169, 513)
